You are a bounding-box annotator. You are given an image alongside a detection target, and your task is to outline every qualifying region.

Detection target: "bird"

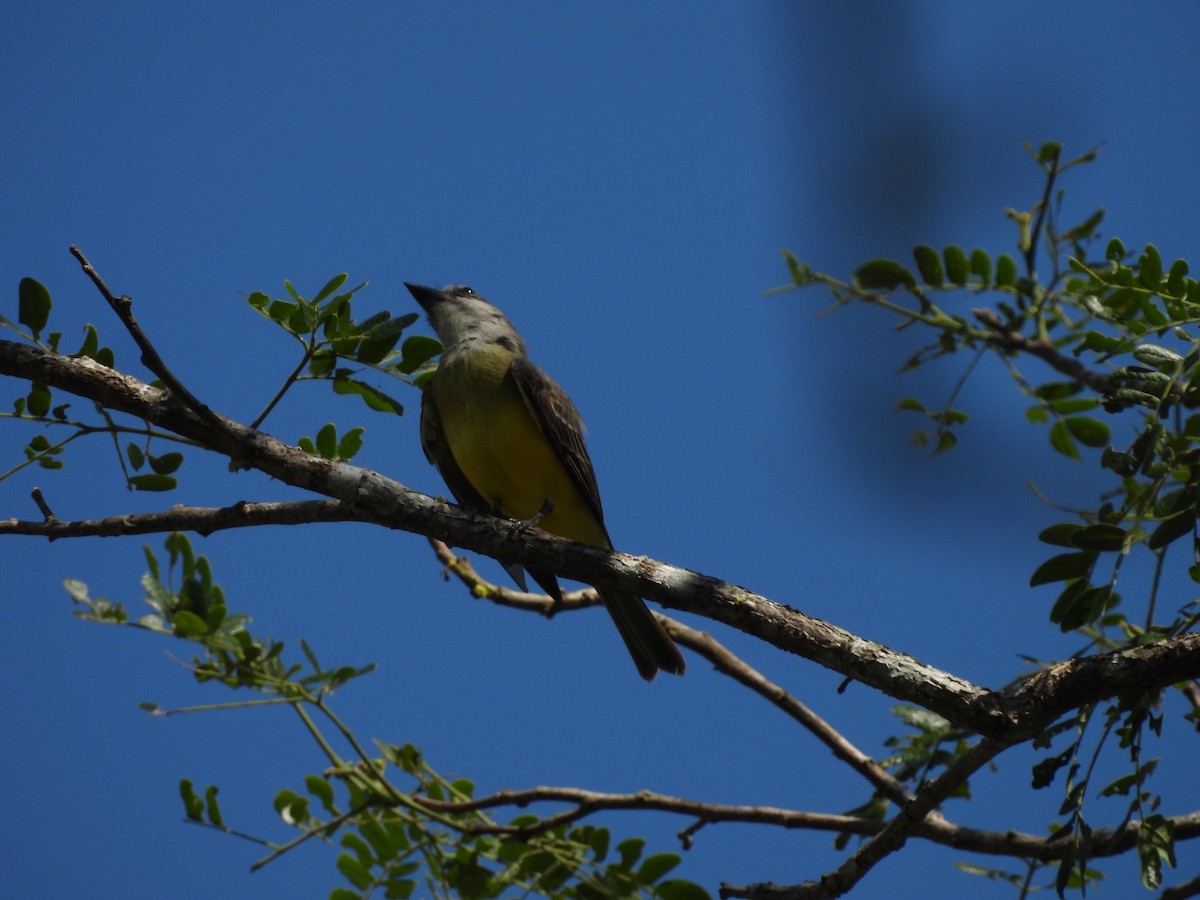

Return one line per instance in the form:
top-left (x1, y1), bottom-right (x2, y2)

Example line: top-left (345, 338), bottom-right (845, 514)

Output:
top-left (405, 282), bottom-right (685, 681)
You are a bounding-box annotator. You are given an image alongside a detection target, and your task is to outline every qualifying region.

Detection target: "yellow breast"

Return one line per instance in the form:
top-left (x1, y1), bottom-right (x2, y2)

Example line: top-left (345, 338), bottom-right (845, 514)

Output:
top-left (431, 347), bottom-right (607, 547)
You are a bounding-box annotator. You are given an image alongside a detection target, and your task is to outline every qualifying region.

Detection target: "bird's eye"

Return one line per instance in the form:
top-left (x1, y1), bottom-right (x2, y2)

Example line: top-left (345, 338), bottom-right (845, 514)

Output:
top-left (459, 286), bottom-right (475, 296)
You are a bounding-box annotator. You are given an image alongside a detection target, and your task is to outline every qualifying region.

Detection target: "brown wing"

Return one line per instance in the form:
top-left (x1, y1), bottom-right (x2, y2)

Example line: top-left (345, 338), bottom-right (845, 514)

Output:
top-left (510, 359), bottom-right (684, 679)
top-left (508, 355), bottom-right (609, 539)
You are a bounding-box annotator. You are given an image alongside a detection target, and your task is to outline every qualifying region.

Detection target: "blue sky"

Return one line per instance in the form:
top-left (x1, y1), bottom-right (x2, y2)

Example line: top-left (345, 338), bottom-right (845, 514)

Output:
top-left (3, 2), bottom-right (1199, 898)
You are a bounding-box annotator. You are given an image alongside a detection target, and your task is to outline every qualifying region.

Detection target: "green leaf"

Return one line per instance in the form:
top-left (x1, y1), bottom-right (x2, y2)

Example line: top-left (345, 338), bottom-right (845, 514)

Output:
top-left (616, 837), bottom-right (645, 870)
top-left (943, 245), bottom-right (969, 285)
top-left (1137, 814), bottom-right (1176, 891)
top-left (1100, 446), bottom-right (1136, 476)
top-left (332, 378), bottom-right (404, 414)
top-left (267, 299), bottom-right (297, 323)
top-left (336, 853), bottom-right (373, 891)
top-left (341, 832), bottom-right (374, 868)
top-left (1030, 551), bottom-right (1096, 587)
top-left (934, 431), bottom-right (956, 453)
top-left (912, 244), bottom-right (944, 286)
top-left (1031, 748), bottom-right (1073, 789)
top-left (1033, 381), bottom-right (1082, 401)
top-left (852, 259), bottom-right (916, 290)
top-left (130, 473), bottom-right (178, 492)
top-left (1106, 237), bottom-right (1127, 261)
top-left (298, 436), bottom-right (316, 454)
top-left (1080, 330), bottom-right (1126, 354)
top-left (1147, 511), bottom-right (1195, 550)
top-left (337, 426), bottom-right (365, 460)
top-left (286, 303), bottom-right (314, 334)
top-left (1138, 244), bottom-right (1164, 289)
top-left (313, 273), bottom-right (349, 304)
top-left (1069, 524), bottom-right (1127, 552)
top-left (76, 323), bottom-right (99, 358)
top-left (969, 248), bottom-right (991, 284)
top-left (26, 382), bottom-right (51, 417)
top-left (1167, 258), bottom-right (1190, 296)
top-left (179, 779), bottom-right (205, 821)
top-left (783, 250), bottom-right (813, 285)
top-left (204, 784), bottom-right (224, 828)
top-left (357, 316), bottom-right (412, 365)
top-left (1153, 486), bottom-right (1197, 519)
top-left (995, 254), bottom-right (1017, 287)
top-left (316, 423), bottom-right (337, 459)
top-left (395, 335), bottom-right (442, 375)
top-left (308, 349), bottom-right (335, 377)
top-left (1099, 772), bottom-right (1139, 798)
top-left (1132, 344), bottom-right (1183, 369)
top-left (305, 774), bottom-right (336, 811)
top-left (1038, 141), bottom-right (1061, 164)
top-left (655, 880), bottom-right (713, 900)
top-left (1049, 420), bottom-right (1080, 460)
top-left (637, 853), bottom-right (681, 885)
top-left (1048, 397), bottom-right (1097, 415)
top-left (18, 277), bottom-right (51, 338)
top-left (1062, 207), bottom-right (1105, 242)
top-left (1050, 582), bottom-right (1113, 631)
top-left (1038, 523), bottom-right (1082, 547)
top-left (1065, 416), bottom-right (1110, 448)
top-left (148, 452), bottom-right (184, 475)
top-left (1109, 387), bottom-right (1161, 408)
top-left (172, 609), bottom-right (208, 637)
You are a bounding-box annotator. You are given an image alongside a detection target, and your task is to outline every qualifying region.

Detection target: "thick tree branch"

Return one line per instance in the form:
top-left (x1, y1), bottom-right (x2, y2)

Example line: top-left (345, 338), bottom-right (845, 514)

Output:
top-left (3, 338), bottom-right (1200, 744)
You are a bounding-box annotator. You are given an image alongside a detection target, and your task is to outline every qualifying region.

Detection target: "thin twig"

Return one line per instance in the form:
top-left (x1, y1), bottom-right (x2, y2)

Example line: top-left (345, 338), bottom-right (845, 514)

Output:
top-left (30, 487), bottom-right (56, 521)
top-left (68, 246), bottom-right (234, 439)
top-left (667, 619), bottom-right (914, 810)
top-left (1024, 147), bottom-right (1060, 280)
top-left (428, 540), bottom-right (911, 806)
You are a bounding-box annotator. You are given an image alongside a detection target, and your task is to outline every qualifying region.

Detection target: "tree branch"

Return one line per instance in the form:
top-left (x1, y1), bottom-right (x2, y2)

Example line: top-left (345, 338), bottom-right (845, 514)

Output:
top-left (429, 536), bottom-right (914, 808)
top-left (68, 245), bottom-right (237, 439)
top-left (0, 498), bottom-right (365, 538)
top-left (3, 339), bottom-right (1200, 744)
top-left (406, 781), bottom-right (1200, 868)
top-left (972, 307), bottom-right (1116, 398)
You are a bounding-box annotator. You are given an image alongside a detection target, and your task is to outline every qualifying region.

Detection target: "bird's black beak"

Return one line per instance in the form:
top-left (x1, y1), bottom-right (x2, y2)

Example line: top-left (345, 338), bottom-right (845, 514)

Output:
top-left (404, 282), bottom-right (444, 313)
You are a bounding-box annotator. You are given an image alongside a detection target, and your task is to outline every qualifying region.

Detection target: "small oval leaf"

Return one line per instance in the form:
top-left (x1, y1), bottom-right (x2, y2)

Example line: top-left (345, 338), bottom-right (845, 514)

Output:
top-left (853, 259), bottom-right (916, 290)
top-left (912, 244), bottom-right (944, 286)
top-left (1030, 551), bottom-right (1097, 587)
top-left (18, 277), bottom-right (52, 338)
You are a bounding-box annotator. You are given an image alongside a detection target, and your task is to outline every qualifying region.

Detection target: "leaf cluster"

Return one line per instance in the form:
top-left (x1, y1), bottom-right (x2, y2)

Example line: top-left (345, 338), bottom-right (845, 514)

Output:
top-left (67, 533), bottom-right (706, 900)
top-left (246, 273), bottom-right (439, 427)
top-left (782, 142), bottom-right (1194, 895)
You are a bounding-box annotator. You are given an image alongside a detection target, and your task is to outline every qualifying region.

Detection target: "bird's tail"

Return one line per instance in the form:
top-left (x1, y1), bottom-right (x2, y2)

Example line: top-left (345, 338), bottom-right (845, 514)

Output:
top-left (597, 589), bottom-right (686, 681)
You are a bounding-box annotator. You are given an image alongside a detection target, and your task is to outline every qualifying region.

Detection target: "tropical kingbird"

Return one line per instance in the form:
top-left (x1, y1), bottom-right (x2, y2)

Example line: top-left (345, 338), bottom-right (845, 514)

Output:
top-left (406, 282), bottom-right (685, 681)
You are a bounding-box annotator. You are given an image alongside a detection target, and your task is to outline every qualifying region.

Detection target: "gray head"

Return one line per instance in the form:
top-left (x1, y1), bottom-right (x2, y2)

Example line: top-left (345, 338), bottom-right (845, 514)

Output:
top-left (404, 282), bottom-right (526, 354)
